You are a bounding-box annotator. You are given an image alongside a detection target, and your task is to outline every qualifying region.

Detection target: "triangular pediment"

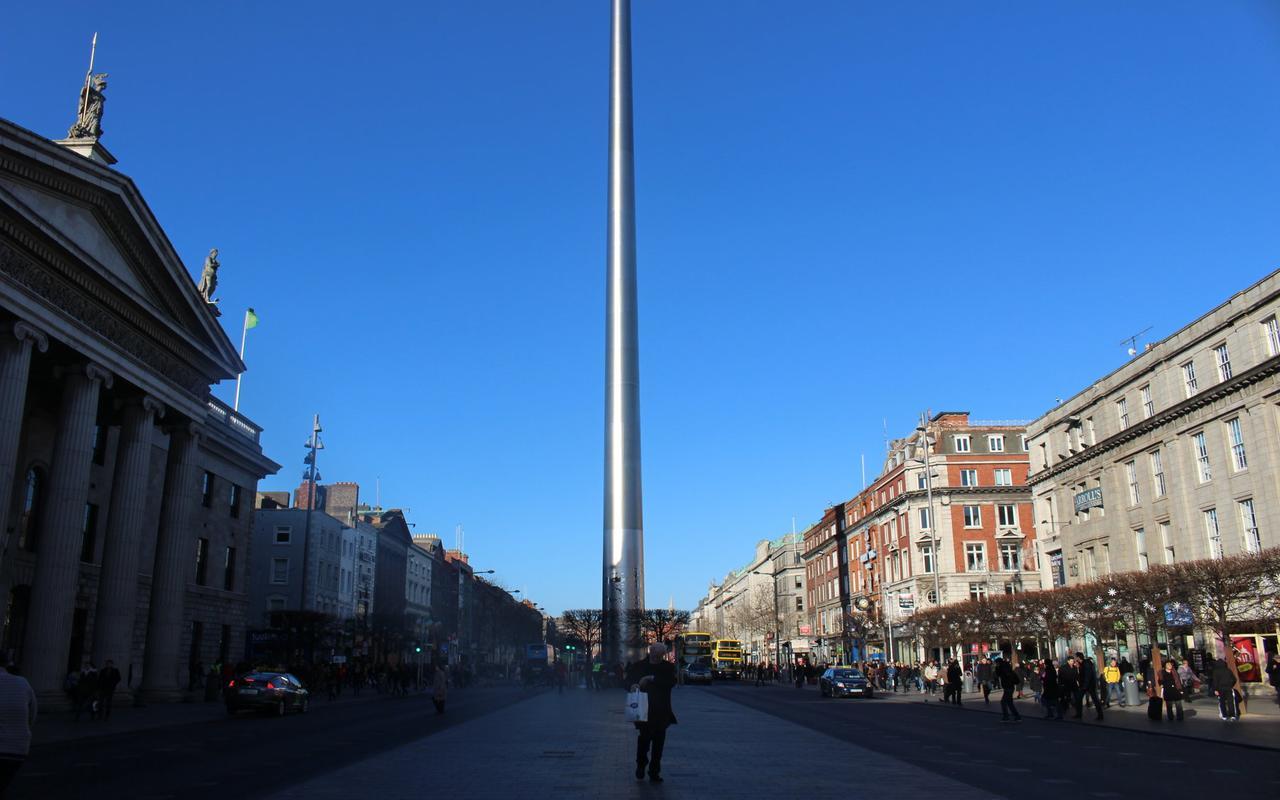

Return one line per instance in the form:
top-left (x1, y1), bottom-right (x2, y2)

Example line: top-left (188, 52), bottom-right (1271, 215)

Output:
top-left (0, 118), bottom-right (243, 392)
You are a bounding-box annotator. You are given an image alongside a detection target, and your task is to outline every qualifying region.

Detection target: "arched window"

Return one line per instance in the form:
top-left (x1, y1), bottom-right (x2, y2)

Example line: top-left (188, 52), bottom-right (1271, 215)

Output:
top-left (17, 467), bottom-right (43, 552)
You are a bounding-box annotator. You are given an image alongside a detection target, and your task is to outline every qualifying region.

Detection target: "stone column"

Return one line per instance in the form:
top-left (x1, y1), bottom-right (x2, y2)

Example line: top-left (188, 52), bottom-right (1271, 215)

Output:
top-left (0, 322), bottom-right (48, 557)
top-left (139, 423), bottom-right (200, 702)
top-left (91, 395), bottom-right (164, 681)
top-left (24, 362), bottom-right (112, 698)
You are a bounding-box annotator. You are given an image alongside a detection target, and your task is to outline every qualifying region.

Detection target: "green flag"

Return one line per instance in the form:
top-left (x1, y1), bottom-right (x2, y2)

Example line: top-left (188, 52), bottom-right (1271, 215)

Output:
top-left (245, 308), bottom-right (259, 330)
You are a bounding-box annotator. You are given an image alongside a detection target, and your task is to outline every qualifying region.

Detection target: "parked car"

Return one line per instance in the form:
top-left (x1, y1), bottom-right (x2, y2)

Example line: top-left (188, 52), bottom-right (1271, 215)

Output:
top-left (225, 672), bottom-right (310, 716)
top-left (819, 668), bottom-right (873, 699)
top-left (682, 663), bottom-right (713, 685)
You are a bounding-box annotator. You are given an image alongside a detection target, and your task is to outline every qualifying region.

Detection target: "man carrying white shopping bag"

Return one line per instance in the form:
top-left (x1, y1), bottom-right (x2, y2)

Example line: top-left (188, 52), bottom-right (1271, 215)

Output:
top-left (625, 643), bottom-right (677, 783)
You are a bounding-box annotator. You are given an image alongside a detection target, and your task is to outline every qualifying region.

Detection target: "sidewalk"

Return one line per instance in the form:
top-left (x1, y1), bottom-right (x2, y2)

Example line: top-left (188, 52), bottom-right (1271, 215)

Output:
top-left (868, 682), bottom-right (1280, 750)
top-left (32, 686), bottom-right (419, 746)
top-left (264, 686), bottom-right (1000, 800)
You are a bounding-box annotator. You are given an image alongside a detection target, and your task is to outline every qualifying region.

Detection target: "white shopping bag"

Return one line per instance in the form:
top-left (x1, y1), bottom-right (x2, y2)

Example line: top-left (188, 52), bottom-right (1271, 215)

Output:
top-left (625, 688), bottom-right (649, 723)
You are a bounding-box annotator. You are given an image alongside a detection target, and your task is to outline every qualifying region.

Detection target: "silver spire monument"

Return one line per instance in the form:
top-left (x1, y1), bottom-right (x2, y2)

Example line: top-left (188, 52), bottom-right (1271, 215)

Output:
top-left (602, 0), bottom-right (645, 666)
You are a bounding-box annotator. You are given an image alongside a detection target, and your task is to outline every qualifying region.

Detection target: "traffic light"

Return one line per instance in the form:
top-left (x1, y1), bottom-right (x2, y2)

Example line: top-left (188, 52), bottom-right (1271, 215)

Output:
top-left (414, 644), bottom-right (422, 654)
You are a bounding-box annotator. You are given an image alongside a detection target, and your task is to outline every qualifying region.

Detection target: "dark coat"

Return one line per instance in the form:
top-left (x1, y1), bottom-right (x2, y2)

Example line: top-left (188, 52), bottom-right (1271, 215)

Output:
top-left (627, 659), bottom-right (678, 730)
top-left (1079, 658), bottom-right (1098, 691)
top-left (1159, 670), bottom-right (1183, 701)
top-left (1041, 662), bottom-right (1059, 700)
top-left (1210, 659), bottom-right (1237, 692)
top-left (945, 663), bottom-right (962, 686)
top-left (1058, 663), bottom-right (1079, 693)
top-left (995, 661), bottom-right (1020, 690)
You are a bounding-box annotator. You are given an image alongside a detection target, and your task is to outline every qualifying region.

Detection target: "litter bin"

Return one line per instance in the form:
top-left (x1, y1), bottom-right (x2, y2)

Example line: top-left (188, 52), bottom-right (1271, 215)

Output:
top-left (1123, 674), bottom-right (1142, 706)
top-left (963, 673), bottom-right (977, 694)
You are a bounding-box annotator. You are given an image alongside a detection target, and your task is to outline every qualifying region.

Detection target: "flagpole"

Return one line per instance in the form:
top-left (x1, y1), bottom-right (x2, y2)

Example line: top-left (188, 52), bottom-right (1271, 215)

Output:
top-left (234, 308), bottom-right (250, 411)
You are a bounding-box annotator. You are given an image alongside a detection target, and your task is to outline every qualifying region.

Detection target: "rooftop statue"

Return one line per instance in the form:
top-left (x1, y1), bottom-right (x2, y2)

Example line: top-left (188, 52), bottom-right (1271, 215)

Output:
top-left (196, 249), bottom-right (219, 304)
top-left (67, 73), bottom-right (108, 140)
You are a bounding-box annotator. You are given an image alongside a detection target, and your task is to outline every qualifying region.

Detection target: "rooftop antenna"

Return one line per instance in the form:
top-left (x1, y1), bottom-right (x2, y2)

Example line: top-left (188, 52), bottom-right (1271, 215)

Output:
top-left (375, 476), bottom-right (381, 511)
top-left (861, 453), bottom-right (866, 489)
top-left (791, 517), bottom-right (796, 537)
top-left (883, 418), bottom-right (890, 454)
top-left (1120, 326), bottom-right (1152, 358)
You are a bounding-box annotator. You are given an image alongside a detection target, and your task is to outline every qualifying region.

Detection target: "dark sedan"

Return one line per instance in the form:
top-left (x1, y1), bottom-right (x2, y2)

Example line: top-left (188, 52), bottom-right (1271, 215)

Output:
top-left (819, 668), bottom-right (874, 699)
top-left (225, 672), bottom-right (310, 716)
top-left (682, 663), bottom-right (713, 685)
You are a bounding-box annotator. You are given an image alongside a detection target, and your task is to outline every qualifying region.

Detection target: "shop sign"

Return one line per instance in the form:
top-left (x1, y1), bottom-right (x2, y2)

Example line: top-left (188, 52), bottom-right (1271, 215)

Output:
top-left (1232, 637), bottom-right (1262, 683)
top-left (1163, 602), bottom-right (1194, 626)
top-left (898, 594), bottom-right (915, 611)
top-left (1074, 487), bottom-right (1103, 513)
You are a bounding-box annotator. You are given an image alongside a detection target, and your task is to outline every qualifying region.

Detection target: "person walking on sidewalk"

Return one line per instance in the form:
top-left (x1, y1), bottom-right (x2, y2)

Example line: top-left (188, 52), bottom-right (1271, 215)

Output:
top-left (0, 665), bottom-right (36, 795)
top-left (97, 660), bottom-right (121, 721)
top-left (431, 662), bottom-right (448, 715)
top-left (945, 660), bottom-right (963, 705)
top-left (924, 662), bottom-right (939, 695)
top-left (976, 657), bottom-right (993, 704)
top-left (995, 656), bottom-right (1022, 722)
top-left (1211, 657), bottom-right (1240, 720)
top-left (627, 643), bottom-right (677, 784)
top-left (1160, 660), bottom-right (1185, 721)
top-left (1078, 653), bottom-right (1104, 721)
top-left (1058, 657), bottom-right (1080, 719)
top-left (1041, 660), bottom-right (1063, 719)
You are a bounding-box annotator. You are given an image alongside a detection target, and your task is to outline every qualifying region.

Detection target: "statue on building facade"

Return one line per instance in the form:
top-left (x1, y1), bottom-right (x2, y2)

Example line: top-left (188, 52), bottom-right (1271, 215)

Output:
top-left (68, 73), bottom-right (108, 140)
top-left (196, 248), bottom-right (219, 303)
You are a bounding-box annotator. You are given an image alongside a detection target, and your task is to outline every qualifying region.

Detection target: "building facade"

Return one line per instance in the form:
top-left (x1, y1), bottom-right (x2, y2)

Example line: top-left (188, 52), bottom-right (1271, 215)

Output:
top-left (1027, 271), bottom-right (1280, 587)
top-left (0, 117), bottom-right (278, 703)
top-left (248, 508), bottom-right (351, 624)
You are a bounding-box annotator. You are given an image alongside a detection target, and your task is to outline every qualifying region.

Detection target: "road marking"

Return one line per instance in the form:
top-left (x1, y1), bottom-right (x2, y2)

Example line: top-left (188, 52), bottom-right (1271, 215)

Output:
top-left (1042, 779), bottom-right (1072, 784)
top-left (1116, 752), bottom-right (1138, 757)
top-left (1090, 793), bottom-right (1121, 798)
top-left (1003, 768), bottom-right (1031, 773)
top-left (1159, 759), bottom-right (1184, 764)
top-left (1210, 769), bottom-right (1239, 775)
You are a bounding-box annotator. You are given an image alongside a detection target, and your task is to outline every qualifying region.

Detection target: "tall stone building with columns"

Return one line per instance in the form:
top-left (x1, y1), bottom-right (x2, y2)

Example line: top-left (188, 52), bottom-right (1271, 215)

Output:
top-left (0, 116), bottom-right (278, 705)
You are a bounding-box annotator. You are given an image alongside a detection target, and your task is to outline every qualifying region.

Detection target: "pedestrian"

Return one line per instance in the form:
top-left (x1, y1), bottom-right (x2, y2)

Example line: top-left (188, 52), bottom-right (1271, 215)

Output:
top-left (1103, 658), bottom-right (1121, 708)
top-left (0, 664), bottom-right (37, 796)
top-left (976, 657), bottom-right (993, 704)
top-left (1058, 657), bottom-right (1080, 719)
top-left (626, 643), bottom-right (677, 784)
top-left (1077, 652), bottom-right (1103, 721)
top-left (1160, 660), bottom-right (1185, 721)
top-left (74, 663), bottom-right (99, 722)
top-left (1267, 655), bottom-right (1280, 707)
top-left (97, 660), bottom-right (121, 720)
top-left (1041, 659), bottom-right (1062, 719)
top-left (1026, 660), bottom-right (1043, 705)
top-left (945, 660), bottom-right (963, 705)
top-left (994, 656), bottom-right (1022, 722)
top-left (431, 662), bottom-right (448, 715)
top-left (1210, 657), bottom-right (1240, 720)
top-left (924, 661), bottom-right (939, 696)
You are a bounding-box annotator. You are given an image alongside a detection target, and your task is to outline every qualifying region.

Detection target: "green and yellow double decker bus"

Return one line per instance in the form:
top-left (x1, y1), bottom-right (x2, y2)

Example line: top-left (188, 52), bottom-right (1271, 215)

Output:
top-left (712, 638), bottom-right (744, 680)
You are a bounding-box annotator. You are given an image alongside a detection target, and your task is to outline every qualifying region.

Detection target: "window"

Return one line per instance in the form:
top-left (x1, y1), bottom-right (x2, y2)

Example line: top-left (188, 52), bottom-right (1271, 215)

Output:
top-left (1020, 434), bottom-right (1029, 452)
top-left (1150, 449), bottom-right (1166, 497)
top-left (224, 546), bottom-right (236, 591)
top-left (965, 542), bottom-right (986, 571)
top-left (997, 504), bottom-right (1018, 527)
top-left (229, 484), bottom-right (242, 518)
top-left (954, 435), bottom-right (971, 453)
top-left (1116, 398), bottom-right (1129, 430)
top-left (963, 505), bottom-right (982, 528)
top-left (267, 595), bottom-right (286, 612)
top-left (1193, 432), bottom-right (1211, 482)
top-left (1126, 460), bottom-right (1140, 506)
top-left (1134, 528), bottom-right (1149, 572)
top-left (916, 472), bottom-right (927, 490)
top-left (999, 542), bottom-right (1020, 571)
top-left (80, 503), bottom-right (99, 563)
top-left (91, 423), bottom-right (108, 465)
top-left (919, 508), bottom-right (931, 529)
top-left (926, 589), bottom-right (938, 604)
top-left (794, 576), bottom-right (802, 589)
top-left (274, 526), bottom-right (291, 545)
top-left (1204, 508), bottom-right (1222, 559)
top-left (195, 537), bottom-right (209, 585)
top-left (921, 544), bottom-right (935, 574)
top-left (1182, 361), bottom-right (1198, 397)
top-left (1214, 343), bottom-right (1232, 382)
top-left (17, 467), bottom-right (43, 552)
top-left (201, 472), bottom-right (214, 507)
top-left (1160, 521), bottom-right (1175, 564)
top-left (271, 557), bottom-right (289, 584)
top-left (1141, 385), bottom-right (1154, 419)
top-left (1265, 316), bottom-right (1280, 357)
top-left (994, 468), bottom-right (1013, 486)
top-left (1226, 417), bottom-right (1247, 471)
top-left (1238, 499), bottom-right (1260, 554)
top-left (960, 469), bottom-right (978, 487)
top-left (795, 596), bottom-right (803, 612)
top-left (988, 435), bottom-right (1005, 452)
top-left (969, 583), bottom-right (988, 601)
top-left (1083, 547), bottom-right (1098, 580)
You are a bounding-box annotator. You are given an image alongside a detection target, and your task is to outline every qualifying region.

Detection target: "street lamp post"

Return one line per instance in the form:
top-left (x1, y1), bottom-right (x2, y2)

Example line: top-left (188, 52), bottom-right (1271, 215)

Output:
top-left (299, 414), bottom-right (323, 614)
top-left (917, 414), bottom-right (942, 610)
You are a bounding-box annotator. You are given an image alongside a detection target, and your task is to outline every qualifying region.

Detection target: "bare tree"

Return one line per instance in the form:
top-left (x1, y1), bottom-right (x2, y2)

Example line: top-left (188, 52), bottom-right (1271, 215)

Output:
top-left (626, 609), bottom-right (692, 646)
top-left (1063, 582), bottom-right (1125, 666)
top-left (1168, 548), bottom-right (1279, 686)
top-left (560, 609), bottom-right (606, 661)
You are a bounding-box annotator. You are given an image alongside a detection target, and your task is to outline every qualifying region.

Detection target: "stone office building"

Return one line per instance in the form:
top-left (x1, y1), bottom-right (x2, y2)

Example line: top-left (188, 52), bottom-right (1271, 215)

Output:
top-left (1027, 270), bottom-right (1280, 587)
top-left (0, 116), bottom-right (278, 704)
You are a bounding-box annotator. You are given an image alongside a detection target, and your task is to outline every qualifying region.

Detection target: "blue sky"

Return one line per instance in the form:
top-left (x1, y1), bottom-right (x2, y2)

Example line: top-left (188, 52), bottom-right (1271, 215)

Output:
top-left (4, 2), bottom-right (1280, 615)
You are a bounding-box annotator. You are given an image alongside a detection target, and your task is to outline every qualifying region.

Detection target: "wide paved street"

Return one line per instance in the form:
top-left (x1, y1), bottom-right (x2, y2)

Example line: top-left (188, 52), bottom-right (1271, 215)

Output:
top-left (17, 682), bottom-right (1280, 799)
